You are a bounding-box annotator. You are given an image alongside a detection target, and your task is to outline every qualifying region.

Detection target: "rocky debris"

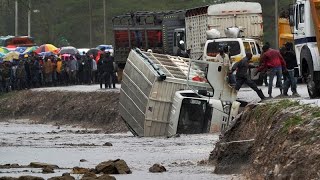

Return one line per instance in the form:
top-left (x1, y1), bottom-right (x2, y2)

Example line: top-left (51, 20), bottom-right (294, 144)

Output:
top-left (48, 173), bottom-right (75, 180)
top-left (0, 177), bottom-right (18, 180)
top-left (103, 142), bottom-right (113, 146)
top-left (0, 91), bottom-right (128, 133)
top-left (18, 176), bottom-right (44, 180)
top-left (81, 174), bottom-right (116, 180)
top-left (95, 159), bottom-right (131, 174)
top-left (81, 172), bottom-right (97, 179)
top-left (149, 164), bottom-right (166, 173)
top-left (209, 100), bottom-right (320, 179)
top-left (80, 159), bottom-right (88, 162)
top-left (0, 164), bottom-right (25, 169)
top-left (42, 166), bottom-right (54, 173)
top-left (72, 167), bottom-right (91, 174)
top-left (55, 143), bottom-right (98, 147)
top-left (29, 162), bottom-right (59, 169)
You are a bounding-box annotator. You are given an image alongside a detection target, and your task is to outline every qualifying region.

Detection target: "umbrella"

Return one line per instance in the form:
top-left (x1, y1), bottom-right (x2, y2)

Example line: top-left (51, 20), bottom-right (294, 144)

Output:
top-left (0, 52), bottom-right (6, 58)
top-left (22, 46), bottom-right (38, 54)
top-left (38, 51), bottom-right (56, 57)
top-left (78, 48), bottom-right (90, 55)
top-left (59, 46), bottom-right (79, 55)
top-left (15, 47), bottom-right (27, 54)
top-left (0, 47), bottom-right (10, 54)
top-left (35, 44), bottom-right (58, 54)
top-left (3, 51), bottom-right (20, 61)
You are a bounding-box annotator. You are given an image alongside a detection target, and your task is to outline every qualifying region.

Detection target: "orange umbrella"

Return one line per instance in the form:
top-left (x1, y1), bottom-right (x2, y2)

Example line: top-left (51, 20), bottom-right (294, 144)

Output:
top-left (35, 44), bottom-right (58, 54)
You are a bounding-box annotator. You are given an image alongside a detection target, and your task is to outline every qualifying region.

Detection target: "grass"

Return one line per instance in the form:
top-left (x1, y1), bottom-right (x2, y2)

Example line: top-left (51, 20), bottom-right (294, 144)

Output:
top-left (282, 115), bottom-right (303, 133)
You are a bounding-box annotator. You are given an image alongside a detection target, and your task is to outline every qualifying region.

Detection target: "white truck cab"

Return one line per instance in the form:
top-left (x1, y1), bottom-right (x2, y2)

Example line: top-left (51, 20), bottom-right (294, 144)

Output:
top-left (290, 0), bottom-right (320, 98)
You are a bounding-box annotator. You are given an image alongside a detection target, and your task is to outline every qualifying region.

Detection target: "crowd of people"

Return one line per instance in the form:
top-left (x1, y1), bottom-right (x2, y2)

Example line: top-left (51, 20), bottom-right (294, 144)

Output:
top-left (0, 49), bottom-right (117, 93)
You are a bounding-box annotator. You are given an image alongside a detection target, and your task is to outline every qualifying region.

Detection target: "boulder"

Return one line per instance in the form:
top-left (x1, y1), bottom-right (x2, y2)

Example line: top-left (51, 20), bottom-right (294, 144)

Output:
top-left (149, 164), bottom-right (166, 173)
top-left (81, 172), bottom-right (97, 180)
top-left (114, 160), bottom-right (131, 174)
top-left (103, 142), bottom-right (113, 146)
top-left (29, 162), bottom-right (59, 169)
top-left (95, 159), bottom-right (131, 174)
top-left (0, 177), bottom-right (18, 180)
top-left (17, 176), bottom-right (44, 180)
top-left (80, 159), bottom-right (87, 162)
top-left (47, 173), bottom-right (75, 180)
top-left (95, 161), bottom-right (116, 174)
top-left (72, 167), bottom-right (90, 174)
top-left (42, 166), bottom-right (54, 173)
top-left (97, 175), bottom-right (116, 180)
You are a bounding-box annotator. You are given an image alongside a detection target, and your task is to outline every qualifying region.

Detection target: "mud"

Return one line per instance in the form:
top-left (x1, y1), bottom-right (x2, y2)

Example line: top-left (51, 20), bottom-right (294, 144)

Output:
top-left (0, 90), bottom-right (128, 133)
top-left (210, 100), bottom-right (320, 179)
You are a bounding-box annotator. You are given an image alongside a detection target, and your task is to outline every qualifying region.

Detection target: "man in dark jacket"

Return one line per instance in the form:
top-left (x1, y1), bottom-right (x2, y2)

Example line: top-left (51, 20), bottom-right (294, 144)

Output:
top-left (231, 53), bottom-right (265, 100)
top-left (282, 42), bottom-right (299, 96)
top-left (105, 52), bottom-right (115, 88)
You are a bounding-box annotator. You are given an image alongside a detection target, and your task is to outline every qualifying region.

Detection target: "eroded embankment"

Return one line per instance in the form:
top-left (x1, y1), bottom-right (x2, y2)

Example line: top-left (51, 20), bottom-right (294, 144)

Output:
top-left (209, 100), bottom-right (320, 180)
top-left (0, 90), bottom-right (128, 133)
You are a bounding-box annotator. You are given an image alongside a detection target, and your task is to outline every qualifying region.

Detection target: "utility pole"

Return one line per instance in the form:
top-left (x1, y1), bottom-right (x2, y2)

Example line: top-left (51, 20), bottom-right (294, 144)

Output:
top-left (15, 0), bottom-right (18, 36)
top-left (89, 0), bottom-right (93, 47)
top-left (103, 0), bottom-right (107, 44)
top-left (28, 0), bottom-right (31, 36)
top-left (275, 0), bottom-right (279, 49)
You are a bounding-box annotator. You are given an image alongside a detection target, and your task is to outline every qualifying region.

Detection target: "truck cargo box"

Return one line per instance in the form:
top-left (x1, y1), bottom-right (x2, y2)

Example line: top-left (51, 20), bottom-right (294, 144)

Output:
top-left (185, 2), bottom-right (263, 59)
top-left (119, 49), bottom-right (211, 137)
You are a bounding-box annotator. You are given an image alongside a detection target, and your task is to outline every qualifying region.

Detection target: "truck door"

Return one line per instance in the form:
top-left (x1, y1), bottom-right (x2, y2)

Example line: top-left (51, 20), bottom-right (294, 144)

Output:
top-left (294, 2), bottom-right (306, 63)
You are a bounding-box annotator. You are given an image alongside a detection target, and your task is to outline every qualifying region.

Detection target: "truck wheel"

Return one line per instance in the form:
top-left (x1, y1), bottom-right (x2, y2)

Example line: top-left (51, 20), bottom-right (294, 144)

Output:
top-left (307, 74), bottom-right (320, 98)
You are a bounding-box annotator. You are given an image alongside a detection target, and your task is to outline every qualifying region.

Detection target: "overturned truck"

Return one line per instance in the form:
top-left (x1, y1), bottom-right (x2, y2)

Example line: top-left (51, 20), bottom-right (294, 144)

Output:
top-left (119, 49), bottom-right (240, 137)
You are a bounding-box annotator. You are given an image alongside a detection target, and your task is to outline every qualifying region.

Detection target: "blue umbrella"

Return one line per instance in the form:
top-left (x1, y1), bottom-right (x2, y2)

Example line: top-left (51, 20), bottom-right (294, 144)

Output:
top-left (15, 47), bottom-right (27, 54)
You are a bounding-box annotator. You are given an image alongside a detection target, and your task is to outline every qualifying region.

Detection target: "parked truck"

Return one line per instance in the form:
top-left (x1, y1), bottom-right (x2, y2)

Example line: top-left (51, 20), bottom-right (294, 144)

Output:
top-left (113, 1), bottom-right (264, 83)
top-left (289, 0), bottom-right (320, 98)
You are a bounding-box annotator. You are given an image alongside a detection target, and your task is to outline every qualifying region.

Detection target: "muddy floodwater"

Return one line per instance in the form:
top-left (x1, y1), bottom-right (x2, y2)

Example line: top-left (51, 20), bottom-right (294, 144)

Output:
top-left (0, 120), bottom-right (236, 180)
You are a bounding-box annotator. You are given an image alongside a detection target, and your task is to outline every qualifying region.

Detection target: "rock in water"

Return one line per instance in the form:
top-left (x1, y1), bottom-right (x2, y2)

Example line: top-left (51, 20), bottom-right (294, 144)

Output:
top-left (103, 142), bottom-right (113, 146)
top-left (72, 167), bottom-right (90, 174)
top-left (17, 176), bottom-right (44, 180)
top-left (81, 172), bottom-right (97, 180)
top-left (96, 175), bottom-right (116, 180)
top-left (149, 164), bottom-right (166, 173)
top-left (42, 166), bottom-right (54, 173)
top-left (47, 173), bottom-right (75, 180)
top-left (95, 159), bottom-right (131, 174)
top-left (29, 162), bottom-right (59, 169)
top-left (114, 159), bottom-right (131, 174)
top-left (0, 177), bottom-right (18, 180)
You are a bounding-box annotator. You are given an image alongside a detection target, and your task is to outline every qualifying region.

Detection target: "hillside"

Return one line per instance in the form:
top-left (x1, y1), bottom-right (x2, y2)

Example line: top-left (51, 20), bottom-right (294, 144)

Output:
top-left (0, 0), bottom-right (292, 47)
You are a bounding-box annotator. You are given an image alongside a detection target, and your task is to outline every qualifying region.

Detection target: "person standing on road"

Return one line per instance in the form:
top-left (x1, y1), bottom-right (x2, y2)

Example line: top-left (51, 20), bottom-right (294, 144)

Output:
top-left (231, 53), bottom-right (266, 100)
top-left (257, 44), bottom-right (287, 98)
top-left (282, 42), bottom-right (299, 97)
top-left (105, 52), bottom-right (115, 88)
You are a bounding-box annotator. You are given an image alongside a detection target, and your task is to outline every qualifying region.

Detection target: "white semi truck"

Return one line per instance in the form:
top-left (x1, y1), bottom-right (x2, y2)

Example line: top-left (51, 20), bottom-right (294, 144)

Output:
top-left (289, 0), bottom-right (320, 98)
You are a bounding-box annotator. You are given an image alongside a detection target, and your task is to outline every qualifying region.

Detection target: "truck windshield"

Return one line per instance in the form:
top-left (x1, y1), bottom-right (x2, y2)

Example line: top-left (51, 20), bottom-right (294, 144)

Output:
top-left (207, 41), bottom-right (241, 57)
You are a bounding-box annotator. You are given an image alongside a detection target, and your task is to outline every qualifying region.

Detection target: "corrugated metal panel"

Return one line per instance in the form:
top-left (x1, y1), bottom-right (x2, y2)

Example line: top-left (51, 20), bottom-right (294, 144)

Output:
top-left (207, 14), bottom-right (263, 39)
top-left (186, 14), bottom-right (208, 59)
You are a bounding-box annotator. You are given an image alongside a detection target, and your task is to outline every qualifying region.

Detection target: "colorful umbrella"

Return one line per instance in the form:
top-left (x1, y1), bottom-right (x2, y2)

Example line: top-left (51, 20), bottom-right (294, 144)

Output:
top-left (3, 51), bottom-right (20, 61)
top-left (22, 46), bottom-right (38, 54)
top-left (0, 47), bottom-right (10, 54)
top-left (0, 52), bottom-right (6, 58)
top-left (35, 44), bottom-right (58, 54)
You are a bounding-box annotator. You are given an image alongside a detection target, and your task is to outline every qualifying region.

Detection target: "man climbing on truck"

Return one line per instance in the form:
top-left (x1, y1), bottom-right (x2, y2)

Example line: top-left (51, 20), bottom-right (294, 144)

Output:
top-left (231, 53), bottom-right (266, 100)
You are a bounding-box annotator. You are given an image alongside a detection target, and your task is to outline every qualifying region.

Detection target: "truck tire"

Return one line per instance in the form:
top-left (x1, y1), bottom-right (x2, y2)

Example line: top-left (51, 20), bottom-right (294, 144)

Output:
top-left (301, 47), bottom-right (320, 98)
